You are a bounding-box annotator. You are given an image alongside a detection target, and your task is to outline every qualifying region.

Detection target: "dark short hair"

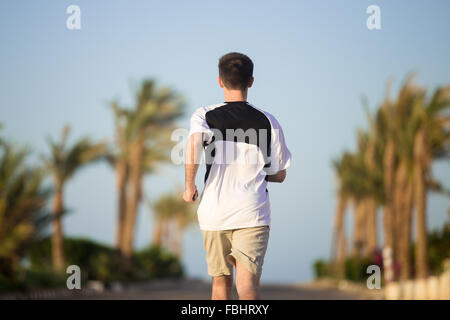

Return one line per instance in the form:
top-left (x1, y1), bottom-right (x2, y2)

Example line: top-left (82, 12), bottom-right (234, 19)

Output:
top-left (218, 52), bottom-right (253, 90)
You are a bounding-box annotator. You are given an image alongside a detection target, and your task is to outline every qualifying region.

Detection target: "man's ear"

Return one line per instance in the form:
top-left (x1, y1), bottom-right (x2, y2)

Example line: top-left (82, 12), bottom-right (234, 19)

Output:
top-left (218, 76), bottom-right (224, 88)
top-left (248, 77), bottom-right (254, 88)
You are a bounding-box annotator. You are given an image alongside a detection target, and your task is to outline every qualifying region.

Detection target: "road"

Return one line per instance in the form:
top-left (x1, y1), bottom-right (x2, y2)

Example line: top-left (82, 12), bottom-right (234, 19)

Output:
top-left (57, 279), bottom-right (383, 300)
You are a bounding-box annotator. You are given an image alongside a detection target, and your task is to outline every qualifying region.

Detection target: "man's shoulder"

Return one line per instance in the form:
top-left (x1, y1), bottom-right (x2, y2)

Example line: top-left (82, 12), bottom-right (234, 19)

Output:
top-left (192, 103), bottom-right (226, 117)
top-left (247, 103), bottom-right (281, 129)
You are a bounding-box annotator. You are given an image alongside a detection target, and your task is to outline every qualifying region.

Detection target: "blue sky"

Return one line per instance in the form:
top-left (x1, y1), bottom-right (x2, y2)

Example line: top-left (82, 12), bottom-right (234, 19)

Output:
top-left (1, 0), bottom-right (449, 283)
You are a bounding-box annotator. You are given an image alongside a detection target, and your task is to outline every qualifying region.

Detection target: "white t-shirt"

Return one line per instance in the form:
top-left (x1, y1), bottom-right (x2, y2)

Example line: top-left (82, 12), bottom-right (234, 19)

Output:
top-left (188, 101), bottom-right (291, 231)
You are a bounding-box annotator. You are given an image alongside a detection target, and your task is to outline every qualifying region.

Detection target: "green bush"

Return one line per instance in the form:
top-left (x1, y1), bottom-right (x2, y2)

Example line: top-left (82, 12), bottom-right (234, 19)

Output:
top-left (27, 237), bottom-right (116, 281)
top-left (344, 256), bottom-right (374, 282)
top-left (0, 269), bottom-right (67, 293)
top-left (313, 255), bottom-right (376, 283)
top-left (25, 237), bottom-right (183, 285)
top-left (427, 224), bottom-right (450, 275)
top-left (0, 272), bottom-right (25, 293)
top-left (21, 269), bottom-right (67, 289)
top-left (134, 246), bottom-right (183, 280)
top-left (313, 224), bottom-right (449, 282)
top-left (313, 259), bottom-right (330, 279)
top-left (409, 223), bottom-right (450, 276)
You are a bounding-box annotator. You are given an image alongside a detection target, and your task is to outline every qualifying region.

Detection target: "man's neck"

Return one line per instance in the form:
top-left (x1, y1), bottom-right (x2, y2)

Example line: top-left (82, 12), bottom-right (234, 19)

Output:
top-left (224, 89), bottom-right (247, 102)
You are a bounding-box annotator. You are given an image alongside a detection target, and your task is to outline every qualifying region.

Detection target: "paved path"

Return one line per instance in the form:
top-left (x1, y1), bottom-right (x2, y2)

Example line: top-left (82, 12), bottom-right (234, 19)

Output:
top-left (1, 279), bottom-right (383, 300)
top-left (65, 279), bottom-right (382, 300)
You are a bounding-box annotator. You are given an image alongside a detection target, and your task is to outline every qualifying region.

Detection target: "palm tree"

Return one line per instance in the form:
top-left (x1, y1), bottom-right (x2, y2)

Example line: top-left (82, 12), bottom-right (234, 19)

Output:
top-left (332, 122), bottom-right (384, 262)
top-left (0, 142), bottom-right (50, 277)
top-left (363, 120), bottom-right (380, 255)
top-left (331, 77), bottom-right (449, 282)
top-left (350, 131), bottom-right (379, 257)
top-left (108, 102), bottom-right (129, 250)
top-left (108, 103), bottom-right (176, 254)
top-left (366, 94), bottom-right (400, 282)
top-left (151, 192), bottom-right (196, 257)
top-left (376, 97), bottom-right (398, 263)
top-left (333, 150), bottom-right (368, 257)
top-left (108, 101), bottom-right (171, 250)
top-left (43, 125), bottom-right (106, 272)
top-left (412, 85), bottom-right (450, 279)
top-left (391, 78), bottom-right (424, 280)
top-left (113, 79), bottom-right (184, 259)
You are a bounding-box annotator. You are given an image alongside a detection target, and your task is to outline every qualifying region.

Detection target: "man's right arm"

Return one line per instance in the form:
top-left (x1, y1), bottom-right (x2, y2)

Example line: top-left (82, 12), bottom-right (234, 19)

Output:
top-left (183, 132), bottom-right (203, 202)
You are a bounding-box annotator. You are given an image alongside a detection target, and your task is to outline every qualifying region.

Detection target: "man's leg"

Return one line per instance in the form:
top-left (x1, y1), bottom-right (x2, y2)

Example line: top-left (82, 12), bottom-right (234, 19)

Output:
top-left (211, 274), bottom-right (233, 300)
top-left (201, 229), bottom-right (234, 300)
top-left (229, 226), bottom-right (270, 300)
top-left (235, 260), bottom-right (260, 300)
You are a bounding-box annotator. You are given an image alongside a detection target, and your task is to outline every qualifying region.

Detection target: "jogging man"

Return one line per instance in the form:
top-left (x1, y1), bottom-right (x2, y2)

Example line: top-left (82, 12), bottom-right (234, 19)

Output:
top-left (183, 52), bottom-right (291, 300)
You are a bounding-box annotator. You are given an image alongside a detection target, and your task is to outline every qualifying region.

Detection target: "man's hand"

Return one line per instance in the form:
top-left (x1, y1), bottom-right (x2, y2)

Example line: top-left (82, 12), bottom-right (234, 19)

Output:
top-left (183, 185), bottom-right (198, 203)
top-left (266, 169), bottom-right (287, 183)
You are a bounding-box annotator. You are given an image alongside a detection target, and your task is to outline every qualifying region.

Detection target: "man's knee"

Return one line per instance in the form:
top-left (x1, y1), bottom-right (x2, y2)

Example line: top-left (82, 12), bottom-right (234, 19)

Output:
top-left (235, 262), bottom-right (260, 298)
top-left (212, 275), bottom-right (233, 288)
top-left (236, 282), bottom-right (259, 300)
top-left (212, 275), bottom-right (233, 300)
top-left (236, 278), bottom-right (258, 293)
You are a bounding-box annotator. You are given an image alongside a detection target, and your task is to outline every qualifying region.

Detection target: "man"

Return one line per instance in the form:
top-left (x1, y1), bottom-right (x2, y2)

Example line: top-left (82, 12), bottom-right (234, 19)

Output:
top-left (183, 52), bottom-right (291, 300)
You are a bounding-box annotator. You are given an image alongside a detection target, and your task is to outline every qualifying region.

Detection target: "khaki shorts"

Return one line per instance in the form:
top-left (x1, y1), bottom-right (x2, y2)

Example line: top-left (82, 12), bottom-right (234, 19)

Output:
top-left (201, 226), bottom-right (270, 277)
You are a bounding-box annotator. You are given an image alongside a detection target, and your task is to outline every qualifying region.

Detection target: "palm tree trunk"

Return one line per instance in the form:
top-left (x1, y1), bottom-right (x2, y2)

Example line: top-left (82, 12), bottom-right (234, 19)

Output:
top-left (175, 228), bottom-right (183, 258)
top-left (115, 159), bottom-right (127, 250)
top-left (167, 220), bottom-right (176, 254)
top-left (414, 129), bottom-right (429, 279)
top-left (364, 140), bottom-right (377, 255)
top-left (394, 162), bottom-right (413, 280)
top-left (365, 198), bottom-right (378, 255)
top-left (122, 139), bottom-right (144, 258)
top-left (331, 195), bottom-right (347, 278)
top-left (353, 201), bottom-right (366, 257)
top-left (162, 219), bottom-right (169, 249)
top-left (152, 220), bottom-right (163, 246)
top-left (175, 217), bottom-right (185, 258)
top-left (51, 182), bottom-right (65, 272)
top-left (402, 181), bottom-right (413, 280)
top-left (383, 139), bottom-right (396, 255)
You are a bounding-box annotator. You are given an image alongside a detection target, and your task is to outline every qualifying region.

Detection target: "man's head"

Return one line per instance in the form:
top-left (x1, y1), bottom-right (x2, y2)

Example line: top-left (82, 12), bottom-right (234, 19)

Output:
top-left (218, 52), bottom-right (254, 91)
